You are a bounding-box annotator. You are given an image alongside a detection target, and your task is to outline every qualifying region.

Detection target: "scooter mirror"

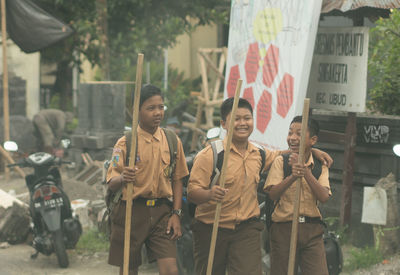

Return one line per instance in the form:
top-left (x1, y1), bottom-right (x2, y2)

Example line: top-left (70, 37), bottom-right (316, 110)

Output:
top-left (61, 139), bottom-right (71, 149)
top-left (393, 144), bottom-right (400, 157)
top-left (3, 141), bottom-right (18, 152)
top-left (206, 127), bottom-right (221, 140)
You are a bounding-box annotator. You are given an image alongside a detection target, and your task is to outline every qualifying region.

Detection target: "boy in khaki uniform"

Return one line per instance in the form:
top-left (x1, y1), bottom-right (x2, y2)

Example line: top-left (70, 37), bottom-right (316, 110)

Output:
top-left (187, 98), bottom-right (332, 275)
top-left (264, 116), bottom-right (331, 275)
top-left (106, 85), bottom-right (189, 275)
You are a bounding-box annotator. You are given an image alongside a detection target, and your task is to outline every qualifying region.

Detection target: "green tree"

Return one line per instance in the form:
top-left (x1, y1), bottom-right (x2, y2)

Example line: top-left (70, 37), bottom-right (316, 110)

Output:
top-left (368, 9), bottom-right (400, 115)
top-left (36, 0), bottom-right (228, 110)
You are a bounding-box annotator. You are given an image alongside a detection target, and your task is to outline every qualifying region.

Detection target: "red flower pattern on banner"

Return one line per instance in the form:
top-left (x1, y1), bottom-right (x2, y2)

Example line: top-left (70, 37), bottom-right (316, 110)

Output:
top-left (243, 87), bottom-right (255, 109)
top-left (262, 45), bottom-right (279, 88)
top-left (276, 73), bottom-right (294, 118)
top-left (257, 90), bottom-right (272, 133)
top-left (227, 64), bottom-right (240, 98)
top-left (245, 42), bottom-right (260, 84)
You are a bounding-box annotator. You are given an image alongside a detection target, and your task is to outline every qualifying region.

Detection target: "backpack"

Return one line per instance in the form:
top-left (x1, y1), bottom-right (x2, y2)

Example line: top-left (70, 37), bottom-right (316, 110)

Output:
top-left (188, 139), bottom-right (266, 217)
top-left (324, 232), bottom-right (343, 275)
top-left (264, 153), bottom-right (322, 230)
top-left (102, 128), bottom-right (178, 237)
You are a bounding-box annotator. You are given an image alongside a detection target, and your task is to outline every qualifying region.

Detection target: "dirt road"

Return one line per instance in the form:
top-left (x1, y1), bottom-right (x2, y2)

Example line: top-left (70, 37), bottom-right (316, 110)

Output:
top-left (0, 170), bottom-right (159, 275)
top-left (0, 242), bottom-right (159, 275)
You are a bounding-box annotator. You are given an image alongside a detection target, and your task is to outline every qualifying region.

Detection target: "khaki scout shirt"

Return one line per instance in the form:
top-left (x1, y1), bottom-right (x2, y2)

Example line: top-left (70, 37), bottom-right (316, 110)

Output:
top-left (264, 154), bottom-right (331, 222)
top-left (188, 139), bottom-right (280, 229)
top-left (106, 126), bottom-right (189, 200)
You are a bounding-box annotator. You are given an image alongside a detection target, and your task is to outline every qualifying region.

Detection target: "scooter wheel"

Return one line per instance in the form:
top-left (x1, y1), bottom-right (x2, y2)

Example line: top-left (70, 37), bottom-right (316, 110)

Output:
top-left (52, 229), bottom-right (69, 268)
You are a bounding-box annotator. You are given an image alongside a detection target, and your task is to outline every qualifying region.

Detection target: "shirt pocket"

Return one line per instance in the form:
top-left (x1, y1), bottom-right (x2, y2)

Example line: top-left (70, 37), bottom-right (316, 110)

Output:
top-left (221, 173), bottom-right (235, 188)
top-left (134, 154), bottom-right (148, 187)
top-left (281, 183), bottom-right (296, 202)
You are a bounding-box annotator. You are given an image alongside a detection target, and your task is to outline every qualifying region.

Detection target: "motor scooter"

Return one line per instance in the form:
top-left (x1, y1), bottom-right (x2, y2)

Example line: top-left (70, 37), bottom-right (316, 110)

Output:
top-left (5, 141), bottom-right (82, 268)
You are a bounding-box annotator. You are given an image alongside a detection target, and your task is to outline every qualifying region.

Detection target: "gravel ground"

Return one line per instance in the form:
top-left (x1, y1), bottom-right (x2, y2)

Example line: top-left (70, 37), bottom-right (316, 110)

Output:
top-left (0, 169), bottom-right (159, 275)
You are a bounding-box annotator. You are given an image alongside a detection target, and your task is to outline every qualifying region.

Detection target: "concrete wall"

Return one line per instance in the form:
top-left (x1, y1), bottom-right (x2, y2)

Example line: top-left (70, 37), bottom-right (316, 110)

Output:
top-left (78, 22), bottom-right (219, 82)
top-left (0, 39), bottom-right (40, 119)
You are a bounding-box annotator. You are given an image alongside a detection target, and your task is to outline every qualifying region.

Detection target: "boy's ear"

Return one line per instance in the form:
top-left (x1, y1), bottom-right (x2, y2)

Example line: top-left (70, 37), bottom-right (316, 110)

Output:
top-left (310, 135), bottom-right (318, 146)
top-left (220, 119), bottom-right (227, 130)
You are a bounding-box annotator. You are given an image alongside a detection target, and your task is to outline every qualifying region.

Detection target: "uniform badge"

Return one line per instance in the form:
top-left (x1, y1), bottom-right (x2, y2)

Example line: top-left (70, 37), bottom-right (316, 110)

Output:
top-left (112, 155), bottom-right (120, 167)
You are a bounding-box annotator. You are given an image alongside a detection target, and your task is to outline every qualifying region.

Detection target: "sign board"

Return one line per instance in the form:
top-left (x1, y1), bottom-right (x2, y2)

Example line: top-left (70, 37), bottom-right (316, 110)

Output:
top-left (361, 186), bottom-right (387, 225)
top-left (308, 27), bottom-right (369, 112)
top-left (224, 0), bottom-right (323, 150)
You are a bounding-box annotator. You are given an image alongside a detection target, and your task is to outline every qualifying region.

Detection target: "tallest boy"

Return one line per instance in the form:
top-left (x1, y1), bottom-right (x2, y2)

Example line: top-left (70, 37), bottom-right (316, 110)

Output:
top-left (106, 84), bottom-right (189, 275)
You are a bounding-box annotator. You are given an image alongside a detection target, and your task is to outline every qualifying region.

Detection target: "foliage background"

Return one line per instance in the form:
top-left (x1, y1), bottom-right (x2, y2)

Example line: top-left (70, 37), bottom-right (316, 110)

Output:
top-left (36, 0), bottom-right (229, 112)
top-left (368, 9), bottom-right (400, 115)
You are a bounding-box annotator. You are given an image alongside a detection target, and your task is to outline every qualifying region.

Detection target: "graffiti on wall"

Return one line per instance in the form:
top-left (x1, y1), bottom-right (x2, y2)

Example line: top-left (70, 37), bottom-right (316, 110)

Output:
top-left (363, 125), bottom-right (389, 144)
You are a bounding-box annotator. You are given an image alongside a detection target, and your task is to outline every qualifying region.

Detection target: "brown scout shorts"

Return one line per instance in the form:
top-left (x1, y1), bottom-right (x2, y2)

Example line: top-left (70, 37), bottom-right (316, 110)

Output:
top-left (270, 222), bottom-right (329, 275)
top-left (108, 199), bottom-right (177, 269)
top-left (191, 218), bottom-right (264, 275)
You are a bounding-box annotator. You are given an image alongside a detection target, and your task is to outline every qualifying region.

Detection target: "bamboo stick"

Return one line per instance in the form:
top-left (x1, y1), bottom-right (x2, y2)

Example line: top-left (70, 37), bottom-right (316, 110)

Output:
top-left (123, 53), bottom-right (144, 275)
top-left (287, 98), bottom-right (310, 275)
top-left (206, 79), bottom-right (243, 275)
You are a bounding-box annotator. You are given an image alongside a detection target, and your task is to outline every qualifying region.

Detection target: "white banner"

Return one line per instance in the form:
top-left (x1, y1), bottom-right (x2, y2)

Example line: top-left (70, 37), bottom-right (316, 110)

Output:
top-left (307, 27), bottom-right (369, 112)
top-left (224, 0), bottom-right (323, 150)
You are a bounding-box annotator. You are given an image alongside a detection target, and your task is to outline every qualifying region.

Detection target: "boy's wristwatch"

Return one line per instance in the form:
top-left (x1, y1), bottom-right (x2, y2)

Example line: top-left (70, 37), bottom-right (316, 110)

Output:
top-left (171, 209), bottom-right (183, 218)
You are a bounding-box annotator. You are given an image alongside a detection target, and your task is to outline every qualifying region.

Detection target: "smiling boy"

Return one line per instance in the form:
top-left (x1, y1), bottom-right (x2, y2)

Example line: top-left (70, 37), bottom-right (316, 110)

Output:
top-left (106, 84), bottom-right (189, 275)
top-left (264, 116), bottom-right (331, 275)
top-left (187, 98), bottom-right (332, 275)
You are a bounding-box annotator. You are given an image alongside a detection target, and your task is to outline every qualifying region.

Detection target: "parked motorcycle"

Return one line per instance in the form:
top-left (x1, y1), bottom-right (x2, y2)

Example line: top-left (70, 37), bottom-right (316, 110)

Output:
top-left (5, 141), bottom-right (82, 268)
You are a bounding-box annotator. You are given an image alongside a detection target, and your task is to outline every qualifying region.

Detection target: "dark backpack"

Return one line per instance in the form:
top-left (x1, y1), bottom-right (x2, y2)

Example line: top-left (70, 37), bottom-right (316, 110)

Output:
top-left (102, 128), bottom-right (178, 237)
top-left (324, 232), bottom-right (343, 275)
top-left (188, 139), bottom-right (266, 217)
top-left (264, 153), bottom-right (322, 230)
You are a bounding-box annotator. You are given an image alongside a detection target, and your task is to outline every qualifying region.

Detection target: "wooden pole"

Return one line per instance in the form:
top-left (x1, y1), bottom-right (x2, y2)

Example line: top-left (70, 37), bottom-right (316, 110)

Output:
top-left (339, 16), bottom-right (362, 227)
top-left (206, 79), bottom-right (243, 275)
top-left (0, 145), bottom-right (25, 178)
top-left (287, 98), bottom-right (310, 275)
top-left (340, 112), bottom-right (356, 226)
top-left (1, 0), bottom-right (10, 180)
top-left (123, 53), bottom-right (144, 275)
top-left (190, 99), bottom-right (203, 152)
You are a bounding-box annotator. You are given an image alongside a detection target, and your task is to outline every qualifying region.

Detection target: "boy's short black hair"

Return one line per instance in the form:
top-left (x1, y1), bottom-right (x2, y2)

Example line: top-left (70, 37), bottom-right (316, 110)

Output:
top-left (220, 97), bottom-right (253, 121)
top-left (134, 84), bottom-right (164, 108)
top-left (290, 116), bottom-right (320, 137)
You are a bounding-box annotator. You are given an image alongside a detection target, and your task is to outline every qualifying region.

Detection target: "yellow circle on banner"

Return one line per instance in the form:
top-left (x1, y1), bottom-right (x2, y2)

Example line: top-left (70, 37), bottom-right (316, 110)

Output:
top-left (253, 8), bottom-right (283, 43)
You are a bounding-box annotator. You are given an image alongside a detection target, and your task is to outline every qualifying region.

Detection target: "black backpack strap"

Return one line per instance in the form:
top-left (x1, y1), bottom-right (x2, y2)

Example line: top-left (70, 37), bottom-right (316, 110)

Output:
top-left (162, 127), bottom-right (178, 180)
top-left (258, 148), bottom-right (266, 178)
top-left (282, 153), bottom-right (292, 179)
top-left (311, 152), bottom-right (322, 179)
